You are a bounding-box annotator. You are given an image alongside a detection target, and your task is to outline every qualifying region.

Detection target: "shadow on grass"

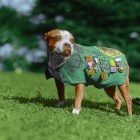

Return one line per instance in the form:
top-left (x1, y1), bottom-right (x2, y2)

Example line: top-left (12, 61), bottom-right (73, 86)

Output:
top-left (2, 95), bottom-right (140, 115)
top-left (132, 98), bottom-right (140, 115)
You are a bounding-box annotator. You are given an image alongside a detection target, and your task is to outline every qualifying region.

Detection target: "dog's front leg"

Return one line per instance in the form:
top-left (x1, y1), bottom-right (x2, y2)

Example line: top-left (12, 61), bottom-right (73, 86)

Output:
top-left (54, 78), bottom-right (65, 107)
top-left (72, 83), bottom-right (84, 114)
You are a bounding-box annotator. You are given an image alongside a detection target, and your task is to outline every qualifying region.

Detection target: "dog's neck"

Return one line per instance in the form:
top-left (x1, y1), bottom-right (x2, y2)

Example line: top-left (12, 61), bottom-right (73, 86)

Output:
top-left (48, 49), bottom-right (69, 70)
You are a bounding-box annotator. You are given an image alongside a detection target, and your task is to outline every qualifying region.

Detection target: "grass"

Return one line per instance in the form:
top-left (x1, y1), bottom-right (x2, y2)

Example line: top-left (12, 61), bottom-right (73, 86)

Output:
top-left (0, 71), bottom-right (140, 140)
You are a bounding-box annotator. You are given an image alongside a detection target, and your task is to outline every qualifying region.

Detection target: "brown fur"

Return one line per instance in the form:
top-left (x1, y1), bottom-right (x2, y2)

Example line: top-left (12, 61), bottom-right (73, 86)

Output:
top-left (60, 46), bottom-right (71, 57)
top-left (45, 29), bottom-right (73, 57)
top-left (104, 62), bottom-right (132, 115)
top-left (54, 78), bottom-right (65, 99)
top-left (45, 29), bottom-right (132, 115)
top-left (44, 29), bottom-right (61, 51)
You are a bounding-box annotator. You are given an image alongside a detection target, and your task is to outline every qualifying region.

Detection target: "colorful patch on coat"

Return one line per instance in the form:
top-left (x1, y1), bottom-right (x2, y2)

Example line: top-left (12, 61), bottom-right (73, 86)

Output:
top-left (96, 46), bottom-right (124, 57)
top-left (116, 62), bottom-right (121, 66)
top-left (109, 60), bottom-right (116, 66)
top-left (110, 66), bottom-right (116, 72)
top-left (92, 56), bottom-right (98, 64)
top-left (86, 61), bottom-right (93, 69)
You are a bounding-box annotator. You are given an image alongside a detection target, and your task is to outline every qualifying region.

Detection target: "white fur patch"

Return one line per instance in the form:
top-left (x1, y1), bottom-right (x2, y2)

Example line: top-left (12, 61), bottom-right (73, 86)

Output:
top-left (72, 108), bottom-right (81, 114)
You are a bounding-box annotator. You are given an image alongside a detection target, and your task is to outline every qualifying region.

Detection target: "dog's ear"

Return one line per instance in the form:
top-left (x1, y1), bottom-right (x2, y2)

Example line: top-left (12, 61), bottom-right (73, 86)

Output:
top-left (44, 33), bottom-right (49, 43)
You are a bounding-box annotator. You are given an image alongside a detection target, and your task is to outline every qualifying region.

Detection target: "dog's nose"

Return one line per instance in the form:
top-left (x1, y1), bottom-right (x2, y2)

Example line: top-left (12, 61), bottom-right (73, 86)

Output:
top-left (64, 42), bottom-right (70, 47)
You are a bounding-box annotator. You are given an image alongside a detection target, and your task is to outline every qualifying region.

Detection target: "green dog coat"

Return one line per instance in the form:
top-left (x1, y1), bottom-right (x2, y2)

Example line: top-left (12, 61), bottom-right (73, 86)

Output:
top-left (45, 43), bottom-right (127, 89)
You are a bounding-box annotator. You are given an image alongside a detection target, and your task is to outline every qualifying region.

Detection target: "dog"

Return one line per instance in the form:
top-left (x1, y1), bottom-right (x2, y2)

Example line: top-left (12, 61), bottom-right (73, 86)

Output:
top-left (44, 29), bottom-right (132, 115)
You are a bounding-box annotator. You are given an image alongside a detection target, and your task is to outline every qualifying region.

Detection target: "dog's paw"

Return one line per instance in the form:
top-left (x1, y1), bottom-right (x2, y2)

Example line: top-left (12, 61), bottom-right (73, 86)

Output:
top-left (72, 108), bottom-right (81, 114)
top-left (56, 99), bottom-right (65, 107)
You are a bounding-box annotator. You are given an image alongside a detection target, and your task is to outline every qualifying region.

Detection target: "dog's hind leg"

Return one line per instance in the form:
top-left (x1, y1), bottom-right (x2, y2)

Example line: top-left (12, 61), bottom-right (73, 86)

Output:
top-left (54, 78), bottom-right (65, 107)
top-left (117, 62), bottom-right (132, 115)
top-left (104, 86), bottom-right (122, 112)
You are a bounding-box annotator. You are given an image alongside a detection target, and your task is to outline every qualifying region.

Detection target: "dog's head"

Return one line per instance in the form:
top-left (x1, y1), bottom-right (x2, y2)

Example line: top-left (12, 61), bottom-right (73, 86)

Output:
top-left (44, 29), bottom-right (74, 57)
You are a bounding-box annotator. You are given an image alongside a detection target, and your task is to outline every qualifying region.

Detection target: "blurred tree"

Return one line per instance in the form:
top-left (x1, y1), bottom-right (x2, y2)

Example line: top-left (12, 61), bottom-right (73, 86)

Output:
top-left (32, 0), bottom-right (140, 81)
top-left (0, 7), bottom-right (39, 72)
top-left (0, 0), bottom-right (140, 81)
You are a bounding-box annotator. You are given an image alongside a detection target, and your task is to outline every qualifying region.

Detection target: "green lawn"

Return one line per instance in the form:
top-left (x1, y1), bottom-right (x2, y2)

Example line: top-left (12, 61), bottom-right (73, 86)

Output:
top-left (0, 72), bottom-right (140, 140)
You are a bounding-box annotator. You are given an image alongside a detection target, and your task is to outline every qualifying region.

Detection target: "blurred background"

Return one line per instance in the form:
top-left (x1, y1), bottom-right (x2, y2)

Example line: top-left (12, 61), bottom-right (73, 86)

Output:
top-left (0, 0), bottom-right (140, 82)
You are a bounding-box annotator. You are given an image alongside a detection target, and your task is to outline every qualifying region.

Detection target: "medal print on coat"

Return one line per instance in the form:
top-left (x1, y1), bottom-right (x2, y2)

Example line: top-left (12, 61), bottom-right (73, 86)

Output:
top-left (115, 57), bottom-right (123, 72)
top-left (92, 56), bottom-right (100, 73)
top-left (99, 58), bottom-right (107, 80)
top-left (85, 55), bottom-right (94, 76)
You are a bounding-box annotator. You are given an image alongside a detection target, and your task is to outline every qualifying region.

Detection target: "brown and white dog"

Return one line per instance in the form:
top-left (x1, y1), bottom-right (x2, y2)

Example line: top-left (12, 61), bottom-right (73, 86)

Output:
top-left (44, 29), bottom-right (132, 115)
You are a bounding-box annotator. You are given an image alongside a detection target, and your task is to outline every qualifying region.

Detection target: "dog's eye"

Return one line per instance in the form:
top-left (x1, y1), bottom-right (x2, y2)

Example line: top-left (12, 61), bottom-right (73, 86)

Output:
top-left (70, 38), bottom-right (74, 43)
top-left (54, 36), bottom-right (61, 40)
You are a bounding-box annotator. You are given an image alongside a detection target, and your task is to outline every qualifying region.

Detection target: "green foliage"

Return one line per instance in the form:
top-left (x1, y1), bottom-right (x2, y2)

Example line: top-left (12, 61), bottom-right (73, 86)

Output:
top-left (0, 72), bottom-right (140, 140)
top-left (33, 0), bottom-right (140, 81)
top-left (0, 1), bottom-right (140, 81)
top-left (33, 0), bottom-right (140, 63)
top-left (0, 7), bottom-right (40, 72)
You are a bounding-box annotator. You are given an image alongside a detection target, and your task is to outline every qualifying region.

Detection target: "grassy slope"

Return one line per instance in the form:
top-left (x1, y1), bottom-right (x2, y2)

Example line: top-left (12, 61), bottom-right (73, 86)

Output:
top-left (0, 72), bottom-right (140, 140)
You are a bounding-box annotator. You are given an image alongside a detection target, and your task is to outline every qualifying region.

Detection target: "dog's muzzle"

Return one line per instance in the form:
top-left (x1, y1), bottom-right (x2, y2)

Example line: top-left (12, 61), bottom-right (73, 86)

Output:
top-left (55, 50), bottom-right (71, 55)
top-left (55, 42), bottom-right (72, 56)
top-left (64, 42), bottom-right (71, 48)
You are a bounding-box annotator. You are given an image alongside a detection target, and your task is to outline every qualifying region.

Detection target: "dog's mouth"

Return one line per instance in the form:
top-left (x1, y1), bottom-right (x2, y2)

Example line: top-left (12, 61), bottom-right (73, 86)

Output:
top-left (55, 50), bottom-right (71, 56)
